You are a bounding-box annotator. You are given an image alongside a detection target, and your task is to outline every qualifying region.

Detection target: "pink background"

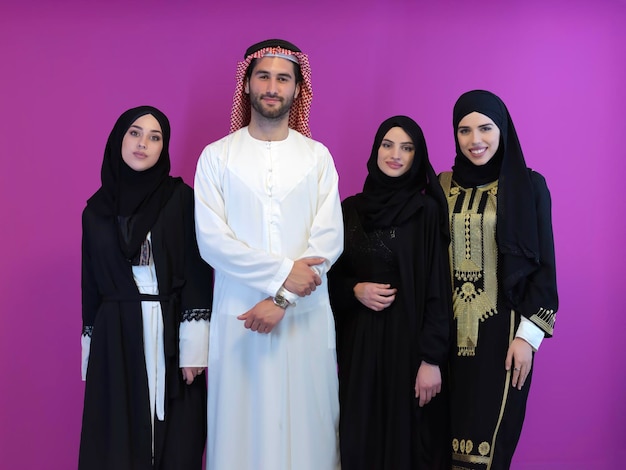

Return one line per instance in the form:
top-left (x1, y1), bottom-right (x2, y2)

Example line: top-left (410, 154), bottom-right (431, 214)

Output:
top-left (1, 0), bottom-right (624, 468)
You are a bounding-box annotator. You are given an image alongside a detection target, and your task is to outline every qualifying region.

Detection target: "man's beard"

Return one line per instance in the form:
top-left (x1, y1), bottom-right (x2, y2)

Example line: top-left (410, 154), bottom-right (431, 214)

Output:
top-left (250, 92), bottom-right (294, 120)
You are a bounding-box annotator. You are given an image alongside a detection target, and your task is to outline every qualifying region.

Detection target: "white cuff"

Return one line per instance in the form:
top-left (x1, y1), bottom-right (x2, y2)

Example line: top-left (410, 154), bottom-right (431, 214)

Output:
top-left (81, 334), bottom-right (91, 381)
top-left (179, 319), bottom-right (209, 367)
top-left (515, 316), bottom-right (545, 352)
top-left (277, 285), bottom-right (298, 305)
top-left (310, 258), bottom-right (330, 278)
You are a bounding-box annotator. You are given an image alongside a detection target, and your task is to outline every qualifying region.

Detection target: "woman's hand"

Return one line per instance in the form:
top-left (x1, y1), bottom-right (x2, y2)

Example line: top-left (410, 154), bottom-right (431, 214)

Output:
top-left (415, 361), bottom-right (442, 407)
top-left (505, 338), bottom-right (533, 390)
top-left (353, 282), bottom-right (397, 311)
top-left (181, 367), bottom-right (205, 385)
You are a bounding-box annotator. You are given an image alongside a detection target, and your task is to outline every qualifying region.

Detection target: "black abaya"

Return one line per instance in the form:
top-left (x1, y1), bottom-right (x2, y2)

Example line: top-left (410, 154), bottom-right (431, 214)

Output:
top-left (79, 183), bottom-right (212, 470)
top-left (329, 196), bottom-right (451, 470)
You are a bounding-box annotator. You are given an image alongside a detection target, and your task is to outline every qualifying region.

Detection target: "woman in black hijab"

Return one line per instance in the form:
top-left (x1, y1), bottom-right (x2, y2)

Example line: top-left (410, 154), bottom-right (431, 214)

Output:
top-left (79, 106), bottom-right (213, 470)
top-left (329, 116), bottom-right (452, 469)
top-left (440, 90), bottom-right (558, 469)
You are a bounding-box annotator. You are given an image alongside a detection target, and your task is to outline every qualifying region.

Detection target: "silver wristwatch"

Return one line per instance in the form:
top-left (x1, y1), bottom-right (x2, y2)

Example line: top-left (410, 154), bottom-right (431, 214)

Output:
top-left (272, 295), bottom-right (290, 309)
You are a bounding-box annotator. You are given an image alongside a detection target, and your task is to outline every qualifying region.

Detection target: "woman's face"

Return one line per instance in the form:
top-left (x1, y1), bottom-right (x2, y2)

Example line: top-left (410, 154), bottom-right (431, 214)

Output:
top-left (456, 112), bottom-right (501, 166)
top-left (377, 126), bottom-right (415, 177)
top-left (121, 114), bottom-right (163, 172)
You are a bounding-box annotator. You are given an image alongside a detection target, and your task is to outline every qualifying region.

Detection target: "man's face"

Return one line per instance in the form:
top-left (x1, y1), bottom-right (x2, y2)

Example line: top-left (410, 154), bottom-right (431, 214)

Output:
top-left (245, 56), bottom-right (300, 121)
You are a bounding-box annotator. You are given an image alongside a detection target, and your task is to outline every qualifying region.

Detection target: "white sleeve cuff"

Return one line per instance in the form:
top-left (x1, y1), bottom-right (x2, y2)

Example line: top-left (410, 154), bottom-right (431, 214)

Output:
top-left (309, 259), bottom-right (330, 278)
top-left (515, 316), bottom-right (545, 352)
top-left (179, 319), bottom-right (209, 367)
top-left (81, 334), bottom-right (91, 381)
top-left (277, 285), bottom-right (299, 305)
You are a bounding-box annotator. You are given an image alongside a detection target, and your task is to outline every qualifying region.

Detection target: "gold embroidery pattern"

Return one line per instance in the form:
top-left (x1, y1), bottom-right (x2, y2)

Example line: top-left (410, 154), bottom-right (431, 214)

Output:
top-left (530, 307), bottom-right (556, 335)
top-left (452, 310), bottom-right (515, 470)
top-left (449, 311), bottom-right (517, 469)
top-left (448, 181), bottom-right (499, 356)
top-left (452, 437), bottom-right (491, 465)
top-left (479, 310), bottom-right (516, 470)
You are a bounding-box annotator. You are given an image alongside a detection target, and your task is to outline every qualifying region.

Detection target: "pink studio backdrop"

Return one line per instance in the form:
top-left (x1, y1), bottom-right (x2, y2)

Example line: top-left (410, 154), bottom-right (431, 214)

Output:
top-left (1, 1), bottom-right (624, 468)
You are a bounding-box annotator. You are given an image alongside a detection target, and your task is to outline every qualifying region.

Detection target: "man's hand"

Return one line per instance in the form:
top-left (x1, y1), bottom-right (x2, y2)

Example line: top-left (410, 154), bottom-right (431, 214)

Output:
top-left (284, 257), bottom-right (325, 297)
top-left (414, 361), bottom-right (441, 407)
top-left (181, 367), bottom-right (205, 385)
top-left (353, 282), bottom-right (397, 311)
top-left (237, 298), bottom-right (286, 333)
top-left (506, 337), bottom-right (533, 390)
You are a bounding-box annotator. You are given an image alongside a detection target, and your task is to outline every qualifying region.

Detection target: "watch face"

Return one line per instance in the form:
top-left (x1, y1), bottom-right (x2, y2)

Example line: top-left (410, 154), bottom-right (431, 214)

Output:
top-left (273, 296), bottom-right (289, 308)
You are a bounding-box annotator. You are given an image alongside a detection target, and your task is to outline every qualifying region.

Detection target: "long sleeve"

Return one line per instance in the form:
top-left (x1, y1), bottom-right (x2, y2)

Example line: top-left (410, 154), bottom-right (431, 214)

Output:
top-left (179, 186), bottom-right (213, 367)
top-left (417, 199), bottom-right (452, 367)
top-left (278, 147), bottom-right (343, 306)
top-left (293, 146), bottom-right (344, 276)
top-left (516, 171), bottom-right (558, 337)
top-left (194, 130), bottom-right (343, 299)
top-left (194, 139), bottom-right (294, 296)
top-left (81, 209), bottom-right (100, 380)
top-left (327, 250), bottom-right (360, 317)
top-left (328, 202), bottom-right (361, 316)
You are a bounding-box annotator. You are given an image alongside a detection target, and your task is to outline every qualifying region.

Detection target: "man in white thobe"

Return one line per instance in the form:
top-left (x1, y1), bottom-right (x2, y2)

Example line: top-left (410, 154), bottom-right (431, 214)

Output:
top-left (194, 39), bottom-right (343, 470)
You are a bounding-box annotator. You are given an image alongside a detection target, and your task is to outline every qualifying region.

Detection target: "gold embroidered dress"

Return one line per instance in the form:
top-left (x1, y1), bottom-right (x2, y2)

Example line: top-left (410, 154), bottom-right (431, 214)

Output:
top-left (442, 90), bottom-right (558, 470)
top-left (441, 172), bottom-right (556, 470)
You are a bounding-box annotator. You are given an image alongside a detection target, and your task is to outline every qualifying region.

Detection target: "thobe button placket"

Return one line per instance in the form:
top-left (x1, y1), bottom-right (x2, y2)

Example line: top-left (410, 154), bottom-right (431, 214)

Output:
top-left (265, 141), bottom-right (281, 250)
top-left (267, 172), bottom-right (273, 197)
top-left (266, 142), bottom-right (273, 197)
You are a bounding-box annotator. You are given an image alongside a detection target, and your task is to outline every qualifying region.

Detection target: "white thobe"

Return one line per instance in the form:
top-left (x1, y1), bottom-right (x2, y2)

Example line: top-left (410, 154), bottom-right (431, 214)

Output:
top-left (194, 128), bottom-right (343, 470)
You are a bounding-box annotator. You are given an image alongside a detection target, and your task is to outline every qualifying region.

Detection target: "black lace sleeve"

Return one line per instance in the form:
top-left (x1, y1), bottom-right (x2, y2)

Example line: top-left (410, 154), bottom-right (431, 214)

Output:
top-left (181, 186), bottom-right (214, 320)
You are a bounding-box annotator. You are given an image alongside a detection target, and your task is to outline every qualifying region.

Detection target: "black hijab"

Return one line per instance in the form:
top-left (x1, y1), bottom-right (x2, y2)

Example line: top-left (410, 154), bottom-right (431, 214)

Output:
top-left (86, 106), bottom-right (181, 261)
top-left (358, 115), bottom-right (446, 234)
top-left (451, 90), bottom-right (540, 303)
top-left (347, 116), bottom-right (451, 366)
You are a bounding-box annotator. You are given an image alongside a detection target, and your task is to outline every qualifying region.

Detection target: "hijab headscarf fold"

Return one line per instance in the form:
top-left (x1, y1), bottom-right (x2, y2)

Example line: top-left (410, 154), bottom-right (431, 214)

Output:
top-left (358, 115), bottom-right (447, 235)
top-left (348, 116), bottom-right (451, 365)
top-left (86, 105), bottom-right (180, 261)
top-left (229, 38), bottom-right (313, 137)
top-left (451, 90), bottom-right (540, 304)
